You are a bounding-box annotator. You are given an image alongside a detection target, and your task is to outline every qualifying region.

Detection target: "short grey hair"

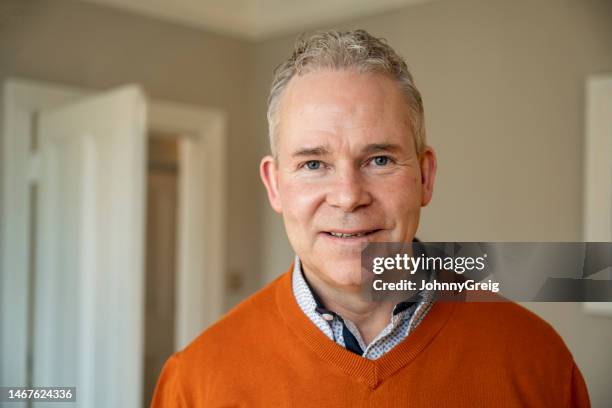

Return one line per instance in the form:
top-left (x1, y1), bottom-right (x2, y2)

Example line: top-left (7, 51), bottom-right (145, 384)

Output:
top-left (266, 29), bottom-right (426, 157)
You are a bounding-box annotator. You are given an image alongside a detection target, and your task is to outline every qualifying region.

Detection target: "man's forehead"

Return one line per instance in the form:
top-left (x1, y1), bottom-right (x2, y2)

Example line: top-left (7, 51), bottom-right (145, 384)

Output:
top-left (278, 108), bottom-right (413, 154)
top-left (276, 70), bottom-right (415, 157)
top-left (278, 116), bottom-right (414, 158)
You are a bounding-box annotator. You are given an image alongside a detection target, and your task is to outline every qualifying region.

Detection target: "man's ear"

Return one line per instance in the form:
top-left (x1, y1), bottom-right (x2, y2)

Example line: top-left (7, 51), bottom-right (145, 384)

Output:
top-left (419, 146), bottom-right (437, 207)
top-left (260, 155), bottom-right (283, 213)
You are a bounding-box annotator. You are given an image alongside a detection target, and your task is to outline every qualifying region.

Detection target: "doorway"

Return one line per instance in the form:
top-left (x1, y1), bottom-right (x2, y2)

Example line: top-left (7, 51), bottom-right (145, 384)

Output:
top-left (1, 78), bottom-right (227, 407)
top-left (144, 133), bottom-right (180, 406)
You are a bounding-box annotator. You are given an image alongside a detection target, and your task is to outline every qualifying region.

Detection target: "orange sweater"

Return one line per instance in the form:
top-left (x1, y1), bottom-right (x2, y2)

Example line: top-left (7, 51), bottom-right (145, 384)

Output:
top-left (152, 268), bottom-right (590, 407)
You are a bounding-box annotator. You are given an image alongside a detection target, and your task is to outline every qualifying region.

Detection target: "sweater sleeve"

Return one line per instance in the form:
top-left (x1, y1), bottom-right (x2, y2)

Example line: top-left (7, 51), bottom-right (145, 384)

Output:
top-left (570, 363), bottom-right (590, 408)
top-left (150, 354), bottom-right (187, 408)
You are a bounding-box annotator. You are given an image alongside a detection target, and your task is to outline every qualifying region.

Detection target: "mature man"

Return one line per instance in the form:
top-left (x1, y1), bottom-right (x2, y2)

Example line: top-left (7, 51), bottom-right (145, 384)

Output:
top-left (152, 30), bottom-right (589, 407)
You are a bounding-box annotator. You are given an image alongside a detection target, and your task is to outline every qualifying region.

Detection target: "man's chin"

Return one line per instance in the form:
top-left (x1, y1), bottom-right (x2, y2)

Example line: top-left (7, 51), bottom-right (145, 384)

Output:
top-left (315, 258), bottom-right (364, 290)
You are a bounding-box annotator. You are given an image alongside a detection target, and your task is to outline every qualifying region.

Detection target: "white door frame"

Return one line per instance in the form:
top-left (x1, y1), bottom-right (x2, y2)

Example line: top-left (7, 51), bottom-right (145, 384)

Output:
top-left (148, 101), bottom-right (227, 348)
top-left (582, 74), bottom-right (612, 317)
top-left (0, 78), bottom-right (227, 387)
top-left (583, 75), bottom-right (612, 242)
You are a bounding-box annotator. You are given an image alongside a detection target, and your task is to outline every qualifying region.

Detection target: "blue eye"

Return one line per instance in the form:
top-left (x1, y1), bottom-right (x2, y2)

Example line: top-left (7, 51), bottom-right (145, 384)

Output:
top-left (372, 156), bottom-right (390, 166)
top-left (305, 160), bottom-right (321, 170)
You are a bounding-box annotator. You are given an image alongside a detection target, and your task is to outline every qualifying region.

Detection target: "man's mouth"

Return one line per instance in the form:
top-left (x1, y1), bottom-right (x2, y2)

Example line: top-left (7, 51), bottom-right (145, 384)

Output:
top-left (324, 229), bottom-right (381, 239)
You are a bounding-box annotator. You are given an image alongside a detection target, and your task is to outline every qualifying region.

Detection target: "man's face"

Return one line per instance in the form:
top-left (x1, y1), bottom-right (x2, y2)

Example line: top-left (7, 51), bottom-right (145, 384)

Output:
top-left (261, 70), bottom-right (436, 291)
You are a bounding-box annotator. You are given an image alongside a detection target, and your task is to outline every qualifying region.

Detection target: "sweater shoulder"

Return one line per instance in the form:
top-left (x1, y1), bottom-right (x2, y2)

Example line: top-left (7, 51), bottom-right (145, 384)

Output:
top-left (152, 273), bottom-right (291, 404)
top-left (444, 302), bottom-right (582, 403)
top-left (451, 301), bottom-right (572, 359)
top-left (453, 301), bottom-right (560, 335)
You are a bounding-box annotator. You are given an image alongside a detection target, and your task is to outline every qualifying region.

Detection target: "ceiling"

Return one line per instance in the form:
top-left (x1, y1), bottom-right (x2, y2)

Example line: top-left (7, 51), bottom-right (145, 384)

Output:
top-left (78, 0), bottom-right (435, 41)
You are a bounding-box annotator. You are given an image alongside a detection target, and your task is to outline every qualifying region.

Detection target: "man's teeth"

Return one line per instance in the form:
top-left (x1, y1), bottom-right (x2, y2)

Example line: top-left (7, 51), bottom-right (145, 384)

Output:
top-left (329, 232), bottom-right (367, 238)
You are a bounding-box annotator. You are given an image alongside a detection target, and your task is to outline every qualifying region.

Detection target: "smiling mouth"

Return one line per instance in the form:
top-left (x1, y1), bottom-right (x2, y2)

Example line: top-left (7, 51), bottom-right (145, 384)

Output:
top-left (325, 230), bottom-right (381, 238)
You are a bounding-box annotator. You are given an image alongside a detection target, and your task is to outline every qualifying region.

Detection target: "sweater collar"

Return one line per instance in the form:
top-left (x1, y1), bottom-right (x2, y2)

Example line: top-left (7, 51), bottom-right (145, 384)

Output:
top-left (276, 263), bottom-right (456, 389)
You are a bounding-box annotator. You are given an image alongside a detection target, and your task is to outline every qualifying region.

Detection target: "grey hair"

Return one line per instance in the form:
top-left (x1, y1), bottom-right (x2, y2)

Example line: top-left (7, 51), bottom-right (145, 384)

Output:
top-left (266, 29), bottom-right (426, 157)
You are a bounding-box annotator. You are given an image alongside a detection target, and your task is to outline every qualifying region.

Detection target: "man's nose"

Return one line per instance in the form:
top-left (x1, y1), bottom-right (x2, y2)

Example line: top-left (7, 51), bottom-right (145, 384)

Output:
top-left (326, 166), bottom-right (372, 212)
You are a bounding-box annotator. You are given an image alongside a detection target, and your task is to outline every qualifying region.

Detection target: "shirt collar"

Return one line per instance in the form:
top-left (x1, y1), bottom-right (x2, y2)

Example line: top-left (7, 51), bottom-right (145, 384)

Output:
top-left (292, 256), bottom-right (420, 318)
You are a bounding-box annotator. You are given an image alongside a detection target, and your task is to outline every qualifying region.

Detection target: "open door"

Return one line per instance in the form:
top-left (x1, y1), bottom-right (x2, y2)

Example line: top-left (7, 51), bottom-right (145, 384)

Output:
top-left (33, 85), bottom-right (147, 407)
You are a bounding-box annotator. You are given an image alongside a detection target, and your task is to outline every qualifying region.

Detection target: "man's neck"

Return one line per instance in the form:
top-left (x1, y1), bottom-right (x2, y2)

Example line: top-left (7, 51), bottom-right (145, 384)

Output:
top-left (303, 268), bottom-right (395, 345)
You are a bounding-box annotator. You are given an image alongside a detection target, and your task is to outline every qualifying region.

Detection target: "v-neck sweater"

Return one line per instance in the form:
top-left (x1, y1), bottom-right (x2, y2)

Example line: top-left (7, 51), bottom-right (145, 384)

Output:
top-left (152, 266), bottom-right (589, 407)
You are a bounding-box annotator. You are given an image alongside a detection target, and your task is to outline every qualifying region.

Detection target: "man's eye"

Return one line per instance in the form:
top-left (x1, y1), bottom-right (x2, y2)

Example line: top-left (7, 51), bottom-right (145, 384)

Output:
top-left (371, 156), bottom-right (391, 166)
top-left (305, 160), bottom-right (321, 170)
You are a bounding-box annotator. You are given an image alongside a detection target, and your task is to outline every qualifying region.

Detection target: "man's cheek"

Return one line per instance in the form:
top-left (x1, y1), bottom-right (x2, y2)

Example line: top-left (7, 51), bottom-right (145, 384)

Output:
top-left (379, 176), bottom-right (419, 204)
top-left (399, 175), bottom-right (422, 203)
top-left (284, 183), bottom-right (325, 208)
top-left (399, 173), bottom-right (420, 191)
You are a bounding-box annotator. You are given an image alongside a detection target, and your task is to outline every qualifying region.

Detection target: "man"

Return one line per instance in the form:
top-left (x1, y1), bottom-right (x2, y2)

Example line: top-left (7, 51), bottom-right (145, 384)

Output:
top-left (152, 29), bottom-right (589, 407)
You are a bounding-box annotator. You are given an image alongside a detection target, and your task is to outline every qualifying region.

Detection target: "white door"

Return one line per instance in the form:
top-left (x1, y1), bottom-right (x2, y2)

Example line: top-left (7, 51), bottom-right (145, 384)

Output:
top-left (33, 85), bottom-right (147, 407)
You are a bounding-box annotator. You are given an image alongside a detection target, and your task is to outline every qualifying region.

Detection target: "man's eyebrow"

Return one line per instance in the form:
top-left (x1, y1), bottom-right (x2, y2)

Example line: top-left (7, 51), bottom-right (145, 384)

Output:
top-left (361, 143), bottom-right (403, 154)
top-left (291, 146), bottom-right (330, 157)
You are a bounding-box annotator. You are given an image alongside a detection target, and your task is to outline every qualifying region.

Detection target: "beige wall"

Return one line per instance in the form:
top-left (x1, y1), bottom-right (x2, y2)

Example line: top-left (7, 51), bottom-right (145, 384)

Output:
top-left (252, 0), bottom-right (612, 405)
